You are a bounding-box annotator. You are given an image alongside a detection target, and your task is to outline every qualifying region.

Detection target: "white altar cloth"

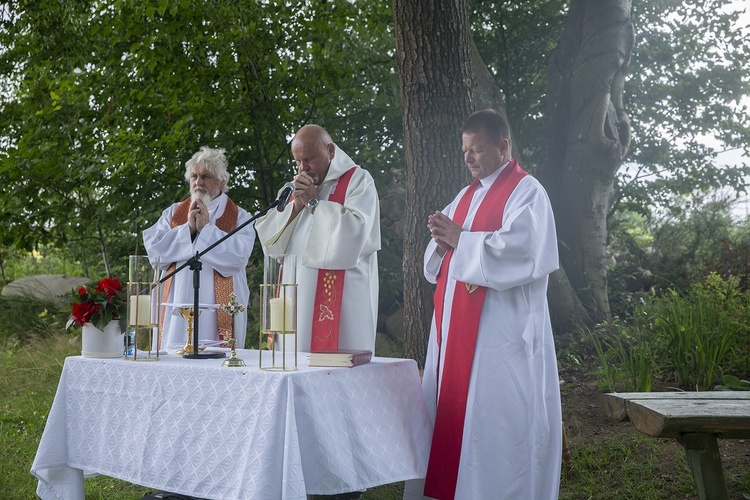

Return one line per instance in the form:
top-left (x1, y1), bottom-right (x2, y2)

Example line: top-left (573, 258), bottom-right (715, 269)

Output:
top-left (30, 350), bottom-right (431, 500)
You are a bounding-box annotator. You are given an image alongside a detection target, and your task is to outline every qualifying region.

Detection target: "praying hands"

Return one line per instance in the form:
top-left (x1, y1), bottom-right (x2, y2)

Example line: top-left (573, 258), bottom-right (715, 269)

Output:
top-left (428, 211), bottom-right (463, 253)
top-left (188, 197), bottom-right (209, 235)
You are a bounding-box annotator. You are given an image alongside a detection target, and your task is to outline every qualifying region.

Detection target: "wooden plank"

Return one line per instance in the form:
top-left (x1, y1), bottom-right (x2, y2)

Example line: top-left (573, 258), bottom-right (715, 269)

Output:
top-left (603, 392), bottom-right (750, 439)
top-left (607, 391), bottom-right (750, 401)
top-left (603, 393), bottom-right (629, 421)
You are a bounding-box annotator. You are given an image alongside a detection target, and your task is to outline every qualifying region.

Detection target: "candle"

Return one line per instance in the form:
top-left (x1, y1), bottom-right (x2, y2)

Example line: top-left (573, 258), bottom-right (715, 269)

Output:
top-left (129, 295), bottom-right (152, 326)
top-left (269, 297), bottom-right (293, 331)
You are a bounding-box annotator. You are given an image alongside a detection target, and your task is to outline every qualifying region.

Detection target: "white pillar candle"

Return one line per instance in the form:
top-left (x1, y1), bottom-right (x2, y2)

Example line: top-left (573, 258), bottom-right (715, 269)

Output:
top-left (269, 297), bottom-right (293, 331)
top-left (129, 295), bottom-right (152, 326)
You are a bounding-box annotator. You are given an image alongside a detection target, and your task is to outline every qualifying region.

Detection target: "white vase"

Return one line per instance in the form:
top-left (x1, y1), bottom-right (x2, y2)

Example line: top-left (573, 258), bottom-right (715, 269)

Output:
top-left (81, 320), bottom-right (123, 358)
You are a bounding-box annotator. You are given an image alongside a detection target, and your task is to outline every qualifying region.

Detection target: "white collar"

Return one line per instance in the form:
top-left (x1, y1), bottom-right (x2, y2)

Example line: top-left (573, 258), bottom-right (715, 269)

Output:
top-left (208, 192), bottom-right (226, 210)
top-left (321, 144), bottom-right (357, 184)
top-left (479, 160), bottom-right (510, 188)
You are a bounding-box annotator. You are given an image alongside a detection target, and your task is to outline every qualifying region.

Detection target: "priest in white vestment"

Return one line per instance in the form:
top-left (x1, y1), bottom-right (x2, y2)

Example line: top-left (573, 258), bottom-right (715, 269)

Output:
top-left (255, 124), bottom-right (380, 354)
top-left (143, 146), bottom-right (255, 350)
top-left (404, 110), bottom-right (562, 500)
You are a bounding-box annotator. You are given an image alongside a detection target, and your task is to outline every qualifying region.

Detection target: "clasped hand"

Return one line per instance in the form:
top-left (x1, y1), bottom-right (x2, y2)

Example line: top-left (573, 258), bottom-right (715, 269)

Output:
top-left (292, 172), bottom-right (319, 208)
top-left (428, 211), bottom-right (462, 253)
top-left (188, 198), bottom-right (209, 235)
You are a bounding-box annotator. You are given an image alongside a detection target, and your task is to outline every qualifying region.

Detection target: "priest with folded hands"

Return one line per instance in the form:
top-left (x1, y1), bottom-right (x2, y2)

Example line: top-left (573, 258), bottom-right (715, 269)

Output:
top-left (404, 109), bottom-right (562, 500)
top-left (255, 124), bottom-right (381, 355)
top-left (143, 146), bottom-right (255, 350)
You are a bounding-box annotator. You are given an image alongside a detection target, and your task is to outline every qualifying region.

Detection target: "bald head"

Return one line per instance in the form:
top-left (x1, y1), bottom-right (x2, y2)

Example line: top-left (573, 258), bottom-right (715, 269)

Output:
top-left (291, 124), bottom-right (336, 185)
top-left (293, 124), bottom-right (333, 147)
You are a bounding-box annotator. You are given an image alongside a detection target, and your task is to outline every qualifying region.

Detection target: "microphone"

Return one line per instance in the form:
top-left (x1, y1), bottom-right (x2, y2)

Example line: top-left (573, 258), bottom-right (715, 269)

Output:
top-left (276, 182), bottom-right (295, 212)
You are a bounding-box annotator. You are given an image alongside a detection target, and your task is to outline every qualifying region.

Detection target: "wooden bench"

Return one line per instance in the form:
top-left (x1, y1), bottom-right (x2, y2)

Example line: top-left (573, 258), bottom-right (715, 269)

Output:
top-left (603, 391), bottom-right (750, 500)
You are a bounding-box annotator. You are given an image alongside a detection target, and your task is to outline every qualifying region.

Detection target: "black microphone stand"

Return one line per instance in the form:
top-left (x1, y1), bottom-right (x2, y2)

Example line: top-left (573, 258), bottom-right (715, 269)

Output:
top-left (159, 197), bottom-right (282, 359)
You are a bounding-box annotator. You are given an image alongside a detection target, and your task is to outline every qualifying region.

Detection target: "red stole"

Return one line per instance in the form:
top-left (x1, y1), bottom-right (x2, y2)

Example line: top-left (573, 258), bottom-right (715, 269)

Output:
top-left (424, 160), bottom-right (528, 499)
top-left (310, 167), bottom-right (357, 352)
top-left (160, 196), bottom-right (239, 347)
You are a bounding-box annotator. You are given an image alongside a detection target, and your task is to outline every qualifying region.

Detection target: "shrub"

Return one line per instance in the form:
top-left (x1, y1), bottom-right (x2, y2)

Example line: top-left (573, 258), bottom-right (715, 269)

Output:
top-left (588, 273), bottom-right (750, 391)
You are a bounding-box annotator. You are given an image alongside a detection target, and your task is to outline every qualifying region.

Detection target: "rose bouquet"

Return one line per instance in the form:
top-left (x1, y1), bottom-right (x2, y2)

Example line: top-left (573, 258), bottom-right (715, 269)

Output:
top-left (66, 277), bottom-right (128, 331)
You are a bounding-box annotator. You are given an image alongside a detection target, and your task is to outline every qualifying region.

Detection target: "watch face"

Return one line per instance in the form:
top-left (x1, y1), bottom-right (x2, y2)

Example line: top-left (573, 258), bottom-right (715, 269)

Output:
top-left (308, 198), bottom-right (319, 208)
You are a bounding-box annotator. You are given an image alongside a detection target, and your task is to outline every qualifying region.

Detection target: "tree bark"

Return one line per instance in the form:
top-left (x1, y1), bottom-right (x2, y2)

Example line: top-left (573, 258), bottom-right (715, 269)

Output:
top-left (393, 0), bottom-right (475, 368)
top-left (539, 0), bottom-right (634, 324)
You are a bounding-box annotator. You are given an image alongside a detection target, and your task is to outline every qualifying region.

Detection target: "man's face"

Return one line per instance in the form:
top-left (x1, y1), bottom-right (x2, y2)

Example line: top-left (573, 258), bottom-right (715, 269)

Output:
top-left (189, 164), bottom-right (225, 202)
top-left (292, 140), bottom-right (334, 186)
top-left (461, 130), bottom-right (509, 180)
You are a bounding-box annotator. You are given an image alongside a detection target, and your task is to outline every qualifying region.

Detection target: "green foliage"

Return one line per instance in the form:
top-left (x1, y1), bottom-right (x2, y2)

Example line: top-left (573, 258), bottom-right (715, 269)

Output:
top-left (0, 0), bottom-right (400, 275)
top-left (607, 196), bottom-right (750, 313)
top-left (655, 274), bottom-right (743, 390)
top-left (0, 294), bottom-right (64, 344)
top-left (649, 195), bottom-right (738, 290)
top-left (619, 0), bottom-right (750, 219)
top-left (586, 298), bottom-right (661, 393)
top-left (588, 273), bottom-right (750, 392)
top-left (470, 0), bottom-right (568, 170)
top-left (0, 245), bottom-right (86, 284)
top-left (715, 375), bottom-right (750, 391)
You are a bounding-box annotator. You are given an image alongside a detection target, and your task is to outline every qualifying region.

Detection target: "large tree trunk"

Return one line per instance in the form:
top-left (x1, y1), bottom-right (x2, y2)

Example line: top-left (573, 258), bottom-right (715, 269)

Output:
top-left (539, 0), bottom-right (634, 324)
top-left (393, 0), bottom-right (475, 368)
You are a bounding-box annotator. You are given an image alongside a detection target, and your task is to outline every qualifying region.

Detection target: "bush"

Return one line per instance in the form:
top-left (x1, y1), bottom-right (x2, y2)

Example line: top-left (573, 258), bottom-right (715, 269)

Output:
top-left (588, 273), bottom-right (750, 391)
top-left (0, 294), bottom-right (65, 345)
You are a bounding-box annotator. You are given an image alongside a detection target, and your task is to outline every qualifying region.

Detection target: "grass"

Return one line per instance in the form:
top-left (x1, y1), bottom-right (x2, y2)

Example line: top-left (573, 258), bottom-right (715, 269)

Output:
top-left (560, 431), bottom-right (694, 499)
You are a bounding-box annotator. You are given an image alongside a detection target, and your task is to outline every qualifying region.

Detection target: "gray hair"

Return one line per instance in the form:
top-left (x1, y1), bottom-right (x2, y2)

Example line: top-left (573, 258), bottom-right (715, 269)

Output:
top-left (184, 146), bottom-right (230, 192)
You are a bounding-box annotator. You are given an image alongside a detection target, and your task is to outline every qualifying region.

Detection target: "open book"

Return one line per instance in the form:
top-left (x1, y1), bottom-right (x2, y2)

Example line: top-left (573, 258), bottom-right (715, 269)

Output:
top-left (309, 349), bottom-right (373, 368)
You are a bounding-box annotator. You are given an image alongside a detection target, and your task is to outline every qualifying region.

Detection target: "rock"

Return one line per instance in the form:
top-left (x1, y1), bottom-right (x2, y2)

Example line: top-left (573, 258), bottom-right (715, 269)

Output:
top-left (384, 308), bottom-right (406, 343)
top-left (375, 331), bottom-right (405, 358)
top-left (2, 274), bottom-right (91, 306)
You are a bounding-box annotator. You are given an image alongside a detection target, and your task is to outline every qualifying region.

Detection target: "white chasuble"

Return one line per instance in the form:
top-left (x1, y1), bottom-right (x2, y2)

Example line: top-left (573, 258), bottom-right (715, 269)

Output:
top-left (143, 193), bottom-right (255, 350)
top-left (255, 145), bottom-right (381, 353)
top-left (404, 164), bottom-right (563, 500)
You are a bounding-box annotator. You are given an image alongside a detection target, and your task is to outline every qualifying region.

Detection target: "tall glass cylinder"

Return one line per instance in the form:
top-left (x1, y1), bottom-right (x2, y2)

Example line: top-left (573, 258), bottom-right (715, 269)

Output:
top-left (127, 255), bottom-right (160, 361)
top-left (260, 254), bottom-right (297, 371)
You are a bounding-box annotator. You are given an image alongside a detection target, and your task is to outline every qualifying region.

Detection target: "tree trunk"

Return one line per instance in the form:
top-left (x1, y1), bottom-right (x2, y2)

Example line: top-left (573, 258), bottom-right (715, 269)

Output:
top-left (393, 0), bottom-right (475, 368)
top-left (539, 0), bottom-right (634, 324)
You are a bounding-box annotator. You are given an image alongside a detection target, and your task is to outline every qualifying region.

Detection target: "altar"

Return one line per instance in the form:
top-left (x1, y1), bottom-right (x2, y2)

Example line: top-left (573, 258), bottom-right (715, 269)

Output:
top-left (30, 350), bottom-right (432, 500)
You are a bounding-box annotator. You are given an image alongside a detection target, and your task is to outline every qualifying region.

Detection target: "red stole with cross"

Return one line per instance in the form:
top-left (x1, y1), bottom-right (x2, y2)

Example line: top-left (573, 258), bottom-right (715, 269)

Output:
top-left (160, 196), bottom-right (239, 347)
top-left (424, 159), bottom-right (528, 499)
top-left (310, 166), bottom-right (357, 352)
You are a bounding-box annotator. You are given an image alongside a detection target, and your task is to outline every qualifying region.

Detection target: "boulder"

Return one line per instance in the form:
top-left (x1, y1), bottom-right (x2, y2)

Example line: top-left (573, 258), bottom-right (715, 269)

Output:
top-left (2, 274), bottom-right (91, 306)
top-left (384, 308), bottom-right (406, 343)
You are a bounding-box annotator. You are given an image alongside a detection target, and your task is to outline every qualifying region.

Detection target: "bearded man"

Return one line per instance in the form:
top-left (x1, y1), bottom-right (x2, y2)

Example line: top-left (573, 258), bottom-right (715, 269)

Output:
top-left (143, 146), bottom-right (255, 350)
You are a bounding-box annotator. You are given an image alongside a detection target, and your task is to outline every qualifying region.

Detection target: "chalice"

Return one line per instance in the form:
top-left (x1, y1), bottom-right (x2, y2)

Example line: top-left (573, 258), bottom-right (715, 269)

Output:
top-left (175, 307), bottom-right (203, 355)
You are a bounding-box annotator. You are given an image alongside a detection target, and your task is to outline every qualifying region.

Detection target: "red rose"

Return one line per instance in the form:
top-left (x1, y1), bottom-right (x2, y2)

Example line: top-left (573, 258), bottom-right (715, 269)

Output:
top-left (96, 277), bottom-right (122, 300)
top-left (77, 286), bottom-right (88, 296)
top-left (71, 302), bottom-right (101, 326)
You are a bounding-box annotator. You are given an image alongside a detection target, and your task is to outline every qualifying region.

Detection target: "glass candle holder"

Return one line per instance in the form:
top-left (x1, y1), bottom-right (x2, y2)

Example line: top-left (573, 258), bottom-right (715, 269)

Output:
top-left (127, 255), bottom-right (160, 361)
top-left (259, 254), bottom-right (297, 371)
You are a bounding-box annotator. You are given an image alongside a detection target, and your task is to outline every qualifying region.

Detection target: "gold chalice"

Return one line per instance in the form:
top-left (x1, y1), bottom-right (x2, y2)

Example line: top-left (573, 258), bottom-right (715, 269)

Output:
top-left (175, 307), bottom-right (204, 355)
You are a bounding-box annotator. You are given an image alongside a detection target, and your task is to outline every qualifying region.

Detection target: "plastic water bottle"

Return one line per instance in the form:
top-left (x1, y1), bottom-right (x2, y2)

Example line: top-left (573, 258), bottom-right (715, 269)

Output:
top-left (124, 327), bottom-right (135, 356)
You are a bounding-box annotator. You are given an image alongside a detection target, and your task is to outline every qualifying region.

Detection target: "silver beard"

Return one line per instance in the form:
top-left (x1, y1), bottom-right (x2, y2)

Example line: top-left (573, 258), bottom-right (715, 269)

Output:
top-left (191, 189), bottom-right (212, 206)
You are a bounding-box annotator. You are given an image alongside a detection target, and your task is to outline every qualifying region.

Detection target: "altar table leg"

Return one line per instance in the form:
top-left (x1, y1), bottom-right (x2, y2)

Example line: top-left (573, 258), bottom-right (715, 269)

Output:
top-left (679, 432), bottom-right (728, 500)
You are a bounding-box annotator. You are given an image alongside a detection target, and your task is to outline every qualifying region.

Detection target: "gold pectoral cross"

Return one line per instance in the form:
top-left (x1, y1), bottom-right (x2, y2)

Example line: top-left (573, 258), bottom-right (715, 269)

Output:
top-left (465, 283), bottom-right (479, 293)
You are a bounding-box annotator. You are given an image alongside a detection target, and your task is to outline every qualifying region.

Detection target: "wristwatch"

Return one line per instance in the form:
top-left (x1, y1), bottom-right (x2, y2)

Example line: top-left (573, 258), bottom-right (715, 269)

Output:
top-left (307, 198), bottom-right (319, 211)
